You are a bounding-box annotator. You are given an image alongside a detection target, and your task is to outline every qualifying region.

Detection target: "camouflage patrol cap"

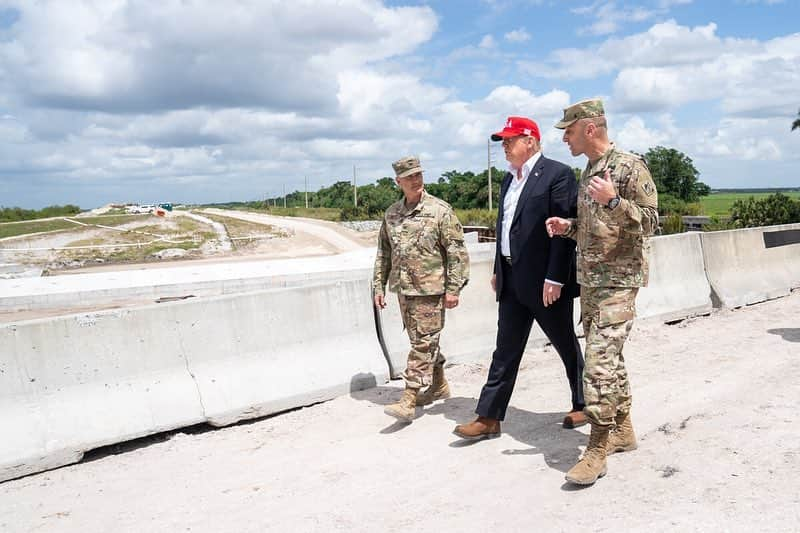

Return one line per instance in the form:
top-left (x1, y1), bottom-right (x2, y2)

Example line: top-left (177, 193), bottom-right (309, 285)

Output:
top-left (554, 98), bottom-right (605, 129)
top-left (392, 156), bottom-right (423, 179)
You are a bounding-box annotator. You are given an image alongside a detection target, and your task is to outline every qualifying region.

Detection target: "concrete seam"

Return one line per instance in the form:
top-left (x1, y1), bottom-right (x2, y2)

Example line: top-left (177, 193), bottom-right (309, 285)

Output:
top-left (697, 232), bottom-right (722, 309)
top-left (175, 319), bottom-right (208, 419)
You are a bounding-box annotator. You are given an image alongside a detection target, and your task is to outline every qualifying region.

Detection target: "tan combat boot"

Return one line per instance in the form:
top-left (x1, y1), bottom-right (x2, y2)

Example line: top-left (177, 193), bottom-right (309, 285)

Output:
top-left (565, 423), bottom-right (610, 485)
top-left (607, 411), bottom-right (638, 455)
top-left (384, 387), bottom-right (418, 423)
top-left (416, 365), bottom-right (451, 406)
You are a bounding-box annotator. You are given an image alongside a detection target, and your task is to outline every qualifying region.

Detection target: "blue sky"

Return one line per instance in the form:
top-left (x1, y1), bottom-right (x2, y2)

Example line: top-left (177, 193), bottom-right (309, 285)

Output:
top-left (0, 0), bottom-right (798, 209)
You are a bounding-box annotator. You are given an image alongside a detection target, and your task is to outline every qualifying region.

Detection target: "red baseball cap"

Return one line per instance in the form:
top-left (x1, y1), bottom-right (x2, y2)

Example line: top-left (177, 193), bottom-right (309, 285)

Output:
top-left (491, 116), bottom-right (541, 141)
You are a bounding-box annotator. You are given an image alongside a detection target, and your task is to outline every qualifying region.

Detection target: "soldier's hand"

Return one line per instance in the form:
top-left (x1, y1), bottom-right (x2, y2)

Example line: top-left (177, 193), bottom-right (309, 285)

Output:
top-left (588, 168), bottom-right (616, 205)
top-left (542, 281), bottom-right (562, 307)
top-left (444, 294), bottom-right (459, 309)
top-left (546, 217), bottom-right (570, 237)
top-left (374, 294), bottom-right (386, 310)
top-left (491, 274), bottom-right (497, 293)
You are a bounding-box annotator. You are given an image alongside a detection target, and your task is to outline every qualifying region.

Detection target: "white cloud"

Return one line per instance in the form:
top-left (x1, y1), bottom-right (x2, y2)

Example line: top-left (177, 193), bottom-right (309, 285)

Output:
top-left (571, 1), bottom-right (656, 36)
top-left (479, 35), bottom-right (496, 49)
top-left (615, 116), bottom-right (671, 152)
top-left (523, 21), bottom-right (735, 80)
top-left (522, 20), bottom-right (800, 119)
top-left (658, 0), bottom-right (693, 7)
top-left (0, 0), bottom-right (438, 113)
top-left (337, 69), bottom-right (450, 128)
top-left (0, 2), bottom-right (797, 208)
top-left (612, 33), bottom-right (800, 116)
top-left (504, 28), bottom-right (531, 43)
top-left (0, 115), bottom-right (30, 143)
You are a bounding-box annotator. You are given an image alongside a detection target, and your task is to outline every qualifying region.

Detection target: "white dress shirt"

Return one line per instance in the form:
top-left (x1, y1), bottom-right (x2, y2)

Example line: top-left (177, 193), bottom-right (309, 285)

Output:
top-left (501, 152), bottom-right (541, 256)
top-left (500, 151), bottom-right (562, 286)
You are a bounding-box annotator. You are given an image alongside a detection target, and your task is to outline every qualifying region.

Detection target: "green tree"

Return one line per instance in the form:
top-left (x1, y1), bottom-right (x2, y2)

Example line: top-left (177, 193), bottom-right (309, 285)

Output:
top-left (356, 177), bottom-right (400, 217)
top-left (429, 167), bottom-right (505, 209)
top-left (656, 193), bottom-right (687, 216)
top-left (0, 204), bottom-right (82, 222)
top-left (729, 193), bottom-right (800, 228)
top-left (315, 180), bottom-right (354, 209)
top-left (793, 108), bottom-right (800, 131)
top-left (643, 146), bottom-right (710, 204)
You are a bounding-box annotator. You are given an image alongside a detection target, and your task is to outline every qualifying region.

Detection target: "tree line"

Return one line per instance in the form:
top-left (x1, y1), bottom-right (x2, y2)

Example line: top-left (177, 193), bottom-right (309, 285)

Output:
top-left (264, 145), bottom-right (800, 230)
top-left (0, 204), bottom-right (82, 222)
top-left (265, 146), bottom-right (712, 221)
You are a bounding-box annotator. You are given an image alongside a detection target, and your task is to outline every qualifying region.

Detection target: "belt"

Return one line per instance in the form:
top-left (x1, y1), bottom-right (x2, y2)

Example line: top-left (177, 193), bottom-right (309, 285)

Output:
top-left (503, 256), bottom-right (512, 265)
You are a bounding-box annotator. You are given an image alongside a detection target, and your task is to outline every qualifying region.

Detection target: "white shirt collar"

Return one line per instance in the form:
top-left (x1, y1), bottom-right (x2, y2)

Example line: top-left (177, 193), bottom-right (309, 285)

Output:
top-left (509, 151), bottom-right (542, 180)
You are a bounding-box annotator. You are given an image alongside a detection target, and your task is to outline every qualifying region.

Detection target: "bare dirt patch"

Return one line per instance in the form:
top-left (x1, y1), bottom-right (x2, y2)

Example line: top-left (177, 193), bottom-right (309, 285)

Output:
top-left (0, 208), bottom-right (375, 275)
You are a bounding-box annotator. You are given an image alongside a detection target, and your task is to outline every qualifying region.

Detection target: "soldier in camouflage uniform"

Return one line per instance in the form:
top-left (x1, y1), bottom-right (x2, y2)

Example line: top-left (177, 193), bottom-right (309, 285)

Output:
top-left (547, 99), bottom-right (659, 485)
top-left (373, 156), bottom-right (470, 423)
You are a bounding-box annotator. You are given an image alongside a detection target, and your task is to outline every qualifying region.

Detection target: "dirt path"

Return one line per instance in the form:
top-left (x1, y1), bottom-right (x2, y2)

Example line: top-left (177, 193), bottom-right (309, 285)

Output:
top-left (202, 209), bottom-right (372, 253)
top-left (1, 210), bottom-right (377, 278)
top-left (1, 292), bottom-right (798, 532)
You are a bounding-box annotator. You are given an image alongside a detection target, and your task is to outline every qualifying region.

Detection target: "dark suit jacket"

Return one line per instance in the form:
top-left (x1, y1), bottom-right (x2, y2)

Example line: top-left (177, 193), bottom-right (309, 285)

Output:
top-left (494, 155), bottom-right (579, 307)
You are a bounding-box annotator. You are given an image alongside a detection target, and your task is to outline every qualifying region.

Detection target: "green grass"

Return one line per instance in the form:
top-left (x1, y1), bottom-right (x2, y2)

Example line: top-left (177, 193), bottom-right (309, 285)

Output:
top-left (700, 192), bottom-right (800, 217)
top-left (201, 212), bottom-right (278, 237)
top-left (244, 206), bottom-right (342, 221)
top-left (455, 208), bottom-right (497, 227)
top-left (0, 219), bottom-right (78, 239)
top-left (0, 214), bottom-right (149, 239)
top-left (76, 214), bottom-right (146, 226)
top-left (62, 239), bottom-right (205, 265)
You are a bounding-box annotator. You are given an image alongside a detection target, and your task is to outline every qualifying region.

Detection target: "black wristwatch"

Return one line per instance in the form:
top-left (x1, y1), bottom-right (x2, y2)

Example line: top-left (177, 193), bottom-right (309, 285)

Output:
top-left (607, 196), bottom-right (621, 210)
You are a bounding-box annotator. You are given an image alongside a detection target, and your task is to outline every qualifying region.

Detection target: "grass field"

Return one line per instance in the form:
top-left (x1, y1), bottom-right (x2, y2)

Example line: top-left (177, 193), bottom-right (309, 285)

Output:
top-left (700, 192), bottom-right (800, 217)
top-left (0, 219), bottom-right (78, 239)
top-left (245, 206), bottom-right (342, 221)
top-left (0, 214), bottom-right (147, 240)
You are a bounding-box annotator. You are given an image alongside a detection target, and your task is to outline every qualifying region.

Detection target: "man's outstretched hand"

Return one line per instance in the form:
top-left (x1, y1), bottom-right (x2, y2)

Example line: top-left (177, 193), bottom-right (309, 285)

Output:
top-left (546, 217), bottom-right (570, 237)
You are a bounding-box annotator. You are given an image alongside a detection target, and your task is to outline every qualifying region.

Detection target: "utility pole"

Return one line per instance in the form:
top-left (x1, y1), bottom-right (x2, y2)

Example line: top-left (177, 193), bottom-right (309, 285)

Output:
top-left (353, 165), bottom-right (358, 207)
top-left (487, 137), bottom-right (493, 211)
top-left (283, 184), bottom-right (287, 208)
top-left (304, 176), bottom-right (309, 209)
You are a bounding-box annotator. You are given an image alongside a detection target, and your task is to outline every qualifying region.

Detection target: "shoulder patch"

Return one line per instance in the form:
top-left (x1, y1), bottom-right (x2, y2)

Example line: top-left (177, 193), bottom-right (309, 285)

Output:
top-left (641, 180), bottom-right (656, 197)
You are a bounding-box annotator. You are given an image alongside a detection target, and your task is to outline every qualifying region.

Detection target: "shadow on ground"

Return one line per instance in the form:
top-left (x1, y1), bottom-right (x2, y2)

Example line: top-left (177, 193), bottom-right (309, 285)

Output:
top-left (767, 328), bottom-right (800, 343)
top-left (350, 384), bottom-right (585, 474)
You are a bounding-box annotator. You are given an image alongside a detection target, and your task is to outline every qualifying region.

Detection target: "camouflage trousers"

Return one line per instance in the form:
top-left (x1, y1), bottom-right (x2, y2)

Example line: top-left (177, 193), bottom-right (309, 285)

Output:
top-left (398, 293), bottom-right (446, 389)
top-left (581, 286), bottom-right (639, 427)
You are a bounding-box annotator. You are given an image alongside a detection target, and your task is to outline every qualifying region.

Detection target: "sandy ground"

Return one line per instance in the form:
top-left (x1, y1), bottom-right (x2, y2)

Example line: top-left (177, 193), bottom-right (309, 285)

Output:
top-left (200, 208), bottom-right (376, 252)
top-left (0, 210), bottom-right (378, 323)
top-left (0, 210), bottom-right (377, 276)
top-left (1, 292), bottom-right (798, 533)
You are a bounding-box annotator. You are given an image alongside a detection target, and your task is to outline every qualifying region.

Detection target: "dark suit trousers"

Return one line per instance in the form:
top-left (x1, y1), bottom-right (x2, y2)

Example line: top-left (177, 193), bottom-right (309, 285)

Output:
top-left (476, 260), bottom-right (585, 421)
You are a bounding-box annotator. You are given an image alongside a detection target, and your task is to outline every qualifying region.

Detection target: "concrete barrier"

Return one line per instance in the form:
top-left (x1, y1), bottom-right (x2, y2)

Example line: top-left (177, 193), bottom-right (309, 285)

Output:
top-left (636, 233), bottom-right (713, 322)
top-left (700, 223), bottom-right (800, 309)
top-left (0, 278), bottom-right (386, 482)
top-left (182, 280), bottom-right (386, 427)
top-left (0, 249), bottom-right (376, 314)
top-left (0, 309), bottom-right (206, 482)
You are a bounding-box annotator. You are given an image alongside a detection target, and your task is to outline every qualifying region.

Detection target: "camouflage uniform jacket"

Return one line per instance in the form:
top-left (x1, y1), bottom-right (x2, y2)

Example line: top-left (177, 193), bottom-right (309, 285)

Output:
top-left (373, 191), bottom-right (469, 297)
top-left (564, 144), bottom-right (659, 287)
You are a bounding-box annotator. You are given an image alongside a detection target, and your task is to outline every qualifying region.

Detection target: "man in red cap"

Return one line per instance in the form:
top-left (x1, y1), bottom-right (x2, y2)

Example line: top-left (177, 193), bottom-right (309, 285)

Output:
top-left (454, 116), bottom-right (585, 440)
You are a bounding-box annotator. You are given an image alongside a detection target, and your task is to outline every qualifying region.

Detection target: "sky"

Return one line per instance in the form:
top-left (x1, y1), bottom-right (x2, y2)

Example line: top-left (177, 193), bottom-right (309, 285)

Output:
top-left (0, 0), bottom-right (798, 209)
